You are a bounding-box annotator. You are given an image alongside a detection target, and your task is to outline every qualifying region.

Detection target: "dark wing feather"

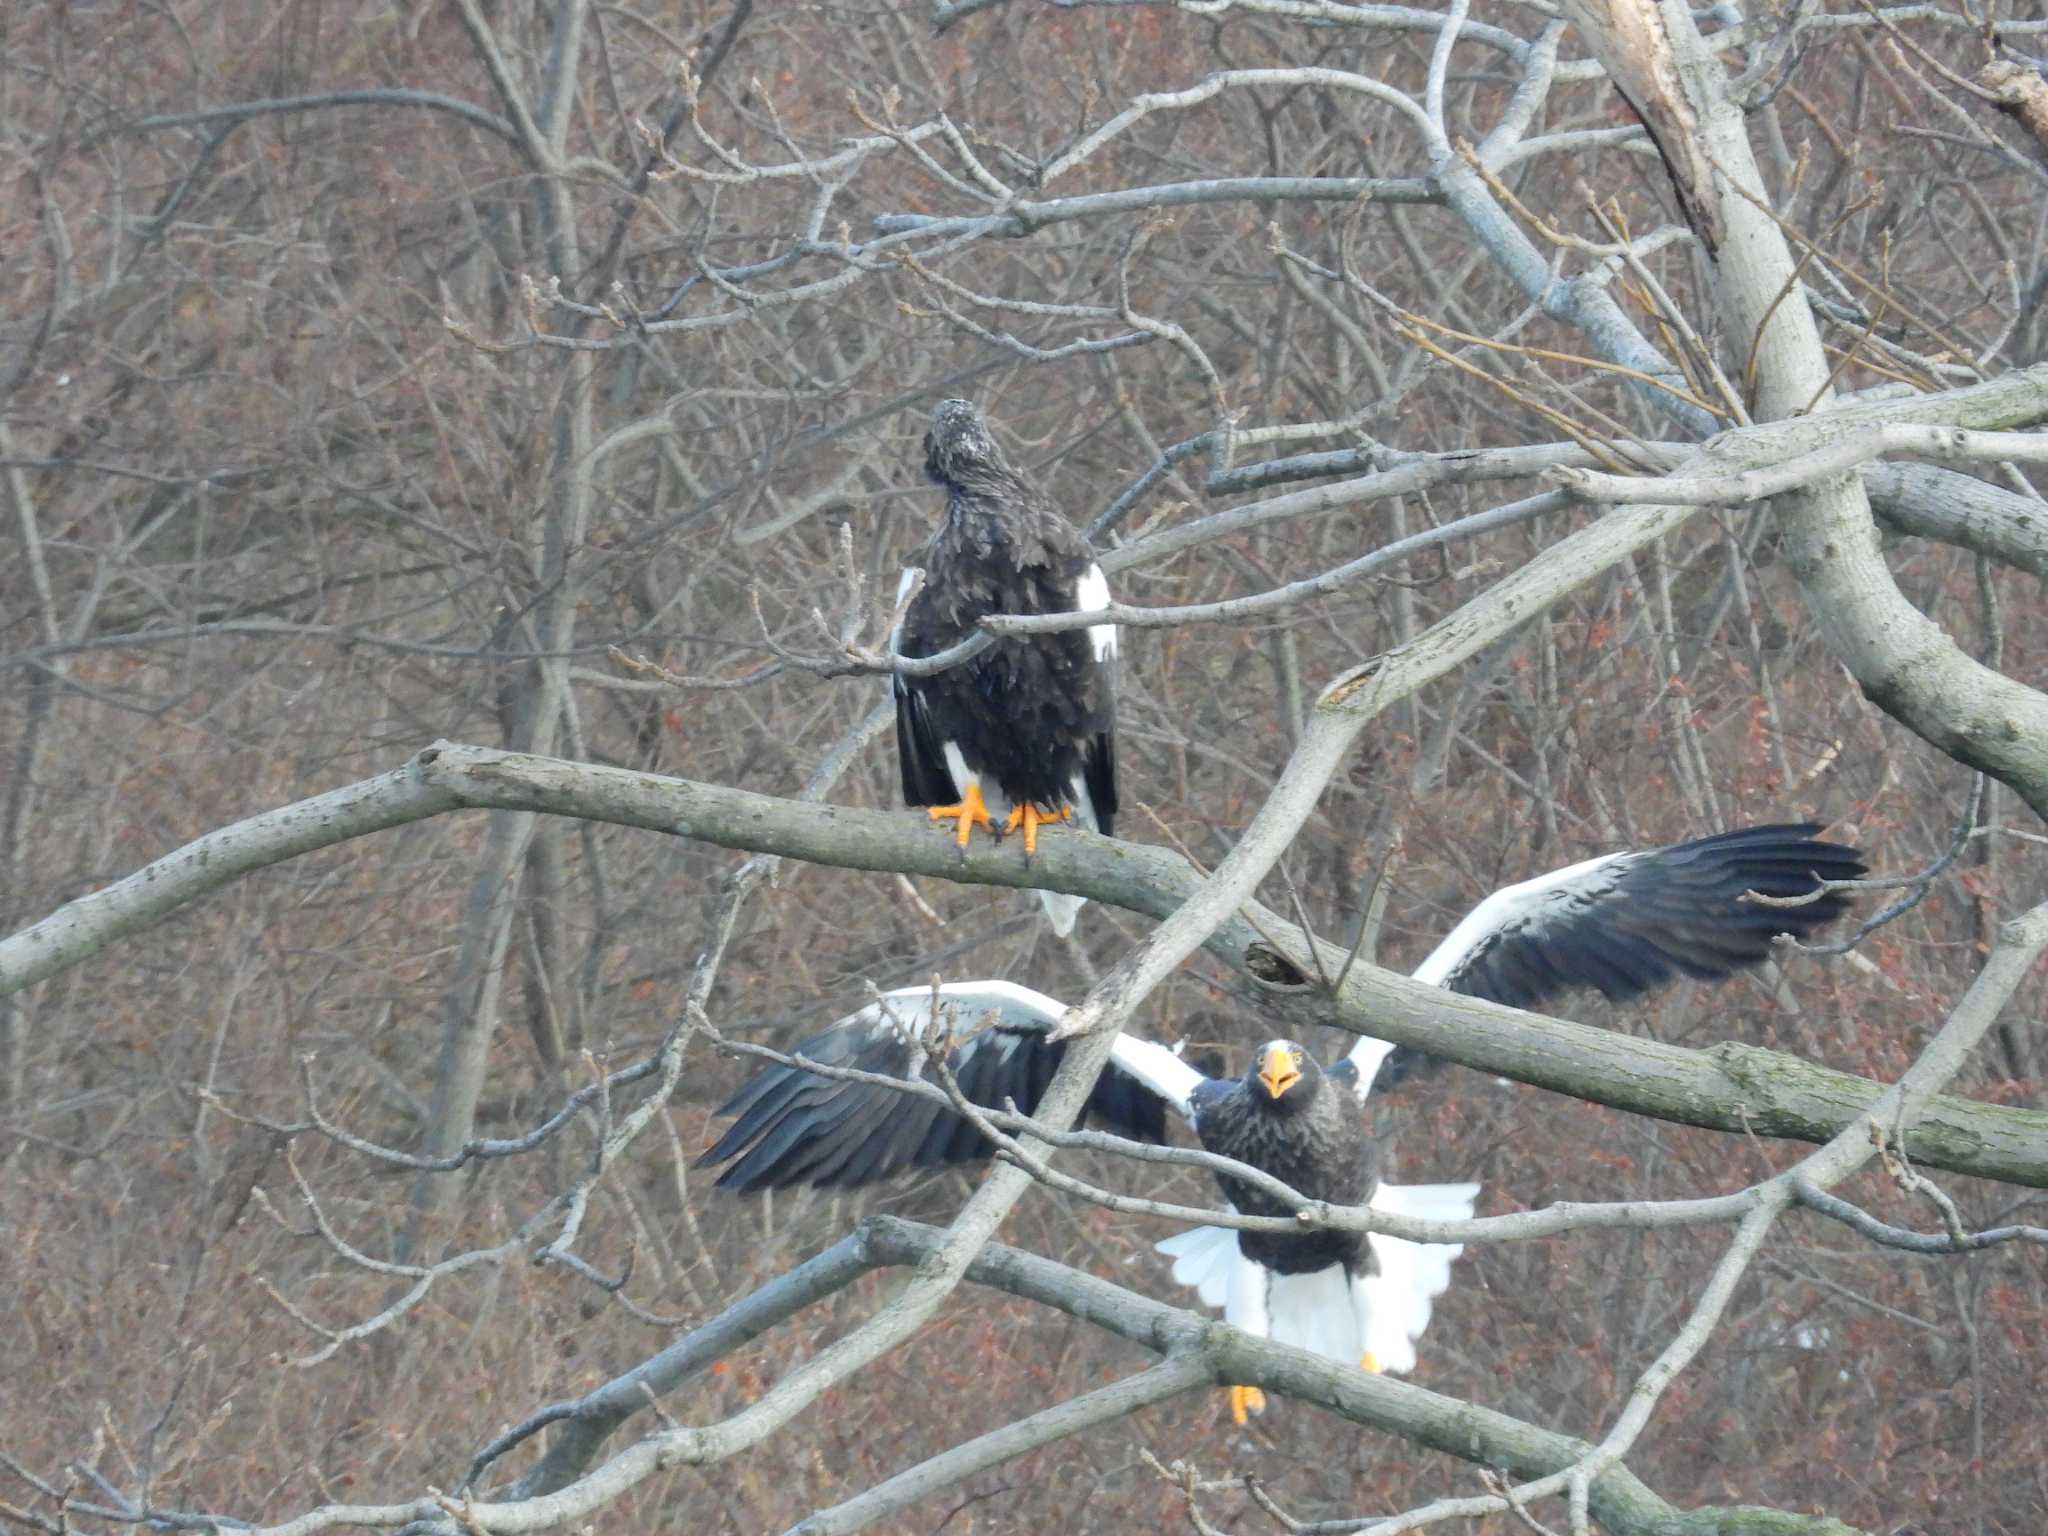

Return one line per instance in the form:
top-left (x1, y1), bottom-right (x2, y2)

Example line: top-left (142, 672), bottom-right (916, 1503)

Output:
top-left (1076, 565), bottom-right (1118, 837)
top-left (893, 670), bottom-right (959, 808)
top-left (891, 566), bottom-right (960, 809)
top-left (1376, 824), bottom-right (1864, 1089)
top-left (706, 989), bottom-right (1172, 1191)
top-left (1442, 823), bottom-right (1863, 1009)
top-left (1083, 732), bottom-right (1117, 836)
top-left (1081, 639), bottom-right (1118, 837)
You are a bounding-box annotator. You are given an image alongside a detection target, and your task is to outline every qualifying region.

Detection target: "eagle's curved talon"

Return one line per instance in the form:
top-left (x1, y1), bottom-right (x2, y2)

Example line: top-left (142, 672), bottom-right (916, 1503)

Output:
top-left (1002, 801), bottom-right (1072, 857)
top-left (928, 782), bottom-right (995, 849)
top-left (1228, 1385), bottom-right (1266, 1425)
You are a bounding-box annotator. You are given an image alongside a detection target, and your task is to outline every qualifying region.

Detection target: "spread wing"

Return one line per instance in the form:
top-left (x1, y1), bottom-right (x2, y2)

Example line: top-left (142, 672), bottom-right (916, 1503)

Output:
top-left (1367, 823), bottom-right (1864, 1088)
top-left (706, 981), bottom-right (1205, 1191)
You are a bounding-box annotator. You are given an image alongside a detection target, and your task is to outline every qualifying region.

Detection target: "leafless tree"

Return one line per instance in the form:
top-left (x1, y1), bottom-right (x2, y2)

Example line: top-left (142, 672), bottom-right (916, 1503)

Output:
top-left (5, 1), bottom-right (2048, 1533)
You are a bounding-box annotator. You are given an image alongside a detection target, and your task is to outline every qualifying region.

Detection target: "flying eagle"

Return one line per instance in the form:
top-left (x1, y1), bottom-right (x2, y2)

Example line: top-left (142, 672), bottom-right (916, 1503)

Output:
top-left (710, 979), bottom-right (1474, 1426)
top-left (705, 823), bottom-right (1863, 1421)
top-left (892, 399), bottom-right (1116, 935)
top-left (1374, 820), bottom-right (1868, 1086)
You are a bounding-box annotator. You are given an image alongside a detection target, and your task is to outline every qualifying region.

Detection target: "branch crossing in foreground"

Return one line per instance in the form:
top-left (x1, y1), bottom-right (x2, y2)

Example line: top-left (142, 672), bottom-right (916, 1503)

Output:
top-left (5, 742), bottom-right (2046, 1189)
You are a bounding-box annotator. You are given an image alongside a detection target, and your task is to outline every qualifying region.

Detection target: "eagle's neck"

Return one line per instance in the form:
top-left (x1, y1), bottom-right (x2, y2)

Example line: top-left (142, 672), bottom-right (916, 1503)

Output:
top-left (939, 474), bottom-right (1060, 569)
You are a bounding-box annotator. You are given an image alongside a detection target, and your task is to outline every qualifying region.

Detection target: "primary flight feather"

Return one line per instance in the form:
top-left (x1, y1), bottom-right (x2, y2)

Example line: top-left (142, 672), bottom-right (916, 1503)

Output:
top-left (706, 822), bottom-right (1863, 1421)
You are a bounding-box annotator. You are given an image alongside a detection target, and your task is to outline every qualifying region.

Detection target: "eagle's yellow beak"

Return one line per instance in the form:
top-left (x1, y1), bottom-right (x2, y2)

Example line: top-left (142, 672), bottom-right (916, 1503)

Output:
top-left (1258, 1046), bottom-right (1303, 1100)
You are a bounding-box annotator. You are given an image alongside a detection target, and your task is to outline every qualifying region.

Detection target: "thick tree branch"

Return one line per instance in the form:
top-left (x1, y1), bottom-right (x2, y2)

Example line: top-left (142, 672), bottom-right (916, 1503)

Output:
top-left (1864, 461), bottom-right (2048, 581)
top-left (783, 1352), bottom-right (1212, 1536)
top-left (7, 746), bottom-right (2046, 1189)
top-left (1559, 0), bottom-right (2048, 822)
top-left (1553, 424), bottom-right (2048, 506)
top-left (490, 1215), bottom-right (1865, 1536)
top-left (491, 1232), bottom-right (880, 1495)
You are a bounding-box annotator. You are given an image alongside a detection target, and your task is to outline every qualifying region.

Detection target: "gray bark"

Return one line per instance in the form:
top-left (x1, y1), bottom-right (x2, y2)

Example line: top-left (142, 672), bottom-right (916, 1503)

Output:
top-left (6, 743), bottom-right (2044, 1189)
top-left (502, 1214), bottom-right (1867, 1536)
top-left (1865, 461), bottom-right (2048, 581)
top-left (1556, 0), bottom-right (2048, 822)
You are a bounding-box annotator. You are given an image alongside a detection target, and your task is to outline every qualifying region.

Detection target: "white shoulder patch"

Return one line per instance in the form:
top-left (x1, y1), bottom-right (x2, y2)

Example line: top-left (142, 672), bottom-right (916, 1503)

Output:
top-left (1108, 1033), bottom-right (1203, 1119)
top-left (890, 566), bottom-right (922, 654)
top-left (1344, 1034), bottom-right (1399, 1099)
top-left (869, 980), bottom-right (1069, 1040)
top-left (1410, 849), bottom-right (1629, 986)
top-left (1076, 563), bottom-right (1117, 663)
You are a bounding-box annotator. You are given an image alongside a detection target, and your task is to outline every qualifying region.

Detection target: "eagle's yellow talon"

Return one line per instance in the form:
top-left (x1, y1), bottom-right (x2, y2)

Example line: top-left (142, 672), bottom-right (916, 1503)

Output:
top-left (928, 783), bottom-right (995, 848)
top-left (1228, 1384), bottom-right (1266, 1425)
top-left (1361, 1351), bottom-right (1382, 1374)
top-left (1001, 801), bottom-right (1073, 856)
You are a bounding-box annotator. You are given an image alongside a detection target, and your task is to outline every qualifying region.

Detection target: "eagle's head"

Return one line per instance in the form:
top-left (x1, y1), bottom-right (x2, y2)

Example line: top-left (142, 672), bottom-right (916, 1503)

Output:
top-left (923, 398), bottom-right (1008, 491)
top-left (1250, 1040), bottom-right (1324, 1115)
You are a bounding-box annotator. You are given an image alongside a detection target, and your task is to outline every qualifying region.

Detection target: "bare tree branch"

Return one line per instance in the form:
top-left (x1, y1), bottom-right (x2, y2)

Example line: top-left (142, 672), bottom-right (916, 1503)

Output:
top-left (483, 1213), bottom-right (1870, 1536)
top-left (7, 744), bottom-right (2046, 1189)
top-left (118, 90), bottom-right (525, 150)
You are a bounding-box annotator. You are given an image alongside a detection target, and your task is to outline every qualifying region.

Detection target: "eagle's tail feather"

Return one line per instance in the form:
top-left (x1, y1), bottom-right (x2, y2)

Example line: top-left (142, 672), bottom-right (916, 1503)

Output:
top-left (1269, 1264), bottom-right (1363, 1364)
top-left (1155, 1220), bottom-right (1236, 1307)
top-left (1359, 1181), bottom-right (1481, 1374)
top-left (1038, 889), bottom-right (1086, 935)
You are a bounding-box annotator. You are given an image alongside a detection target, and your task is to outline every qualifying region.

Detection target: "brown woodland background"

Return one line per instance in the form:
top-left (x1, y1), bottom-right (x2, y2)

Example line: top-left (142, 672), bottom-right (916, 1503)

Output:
top-left (4, 1), bottom-right (2046, 1532)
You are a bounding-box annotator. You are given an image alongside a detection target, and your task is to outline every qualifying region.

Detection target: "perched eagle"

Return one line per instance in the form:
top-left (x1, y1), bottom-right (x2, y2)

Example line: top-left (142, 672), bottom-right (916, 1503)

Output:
top-left (706, 823), bottom-right (1863, 1421)
top-left (892, 399), bottom-right (1116, 934)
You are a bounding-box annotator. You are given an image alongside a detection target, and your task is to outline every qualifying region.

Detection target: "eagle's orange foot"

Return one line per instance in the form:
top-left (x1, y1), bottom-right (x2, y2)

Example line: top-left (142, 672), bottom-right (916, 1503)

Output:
top-left (1228, 1385), bottom-right (1266, 1426)
top-left (1361, 1351), bottom-right (1382, 1374)
top-left (1002, 801), bottom-right (1072, 856)
top-left (928, 783), bottom-right (995, 849)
